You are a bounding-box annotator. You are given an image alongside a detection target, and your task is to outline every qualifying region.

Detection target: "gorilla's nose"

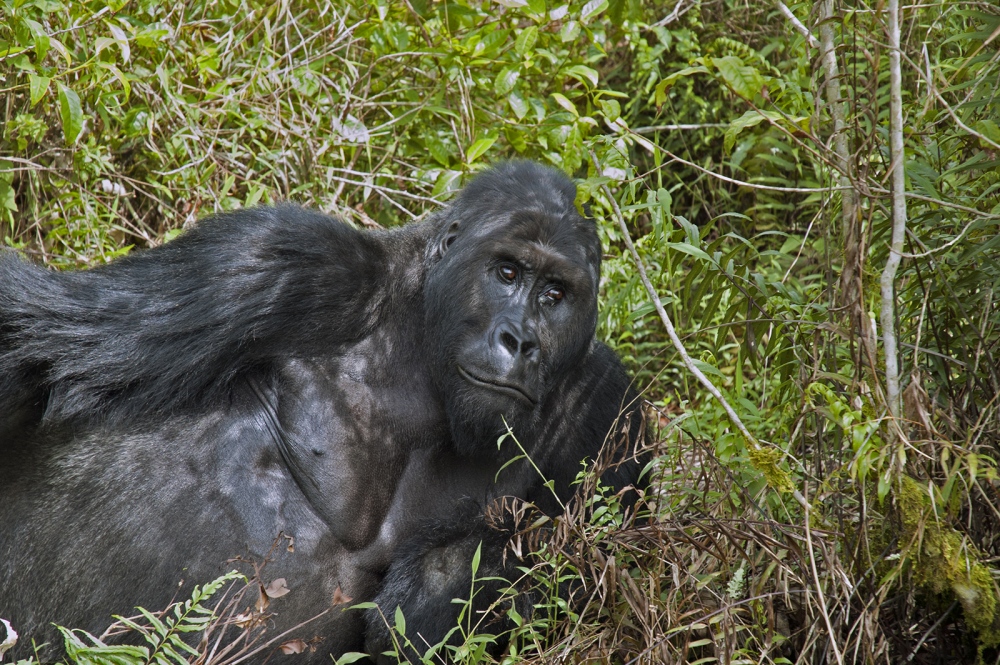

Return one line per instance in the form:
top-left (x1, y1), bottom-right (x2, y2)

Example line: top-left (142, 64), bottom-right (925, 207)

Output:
top-left (495, 322), bottom-right (539, 360)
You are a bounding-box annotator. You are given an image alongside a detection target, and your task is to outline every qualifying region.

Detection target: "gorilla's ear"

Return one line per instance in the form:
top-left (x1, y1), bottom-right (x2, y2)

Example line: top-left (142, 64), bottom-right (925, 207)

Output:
top-left (431, 220), bottom-right (461, 263)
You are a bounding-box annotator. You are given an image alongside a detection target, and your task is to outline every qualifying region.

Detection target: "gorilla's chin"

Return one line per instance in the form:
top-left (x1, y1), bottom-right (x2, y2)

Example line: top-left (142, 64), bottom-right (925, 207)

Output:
top-left (443, 378), bottom-right (536, 459)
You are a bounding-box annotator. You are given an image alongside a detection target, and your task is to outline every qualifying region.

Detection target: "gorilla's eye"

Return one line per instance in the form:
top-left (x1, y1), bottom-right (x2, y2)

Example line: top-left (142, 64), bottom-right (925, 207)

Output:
top-left (543, 286), bottom-right (565, 303)
top-left (498, 264), bottom-right (518, 283)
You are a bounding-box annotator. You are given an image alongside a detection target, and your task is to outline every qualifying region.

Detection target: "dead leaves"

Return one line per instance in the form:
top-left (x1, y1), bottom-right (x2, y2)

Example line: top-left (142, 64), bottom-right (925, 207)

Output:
top-left (332, 586), bottom-right (352, 605)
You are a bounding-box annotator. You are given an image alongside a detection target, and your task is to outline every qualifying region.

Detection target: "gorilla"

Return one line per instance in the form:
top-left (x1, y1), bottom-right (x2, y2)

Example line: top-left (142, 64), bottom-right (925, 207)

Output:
top-left (0, 161), bottom-right (645, 663)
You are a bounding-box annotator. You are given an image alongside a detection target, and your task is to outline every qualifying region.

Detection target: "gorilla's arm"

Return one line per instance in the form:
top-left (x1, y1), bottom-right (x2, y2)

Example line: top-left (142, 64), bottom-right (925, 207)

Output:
top-left (0, 205), bottom-right (390, 429)
top-left (364, 506), bottom-right (516, 664)
top-left (365, 342), bottom-right (647, 662)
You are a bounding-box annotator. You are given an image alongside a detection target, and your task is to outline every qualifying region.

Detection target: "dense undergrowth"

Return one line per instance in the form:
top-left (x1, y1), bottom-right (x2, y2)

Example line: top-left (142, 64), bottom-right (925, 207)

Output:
top-left (3, 0), bottom-right (1000, 663)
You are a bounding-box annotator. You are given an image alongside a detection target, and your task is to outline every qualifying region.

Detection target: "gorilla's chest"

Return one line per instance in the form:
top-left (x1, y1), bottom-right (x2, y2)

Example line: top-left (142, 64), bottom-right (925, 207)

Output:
top-left (271, 347), bottom-right (483, 564)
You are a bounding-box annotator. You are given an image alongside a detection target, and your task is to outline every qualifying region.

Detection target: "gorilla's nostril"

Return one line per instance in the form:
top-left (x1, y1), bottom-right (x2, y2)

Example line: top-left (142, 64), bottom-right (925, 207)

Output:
top-left (500, 331), bottom-right (519, 353)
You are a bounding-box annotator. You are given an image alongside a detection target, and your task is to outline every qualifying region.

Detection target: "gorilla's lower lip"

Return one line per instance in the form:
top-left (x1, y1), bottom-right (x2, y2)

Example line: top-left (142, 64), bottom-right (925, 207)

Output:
top-left (457, 366), bottom-right (537, 405)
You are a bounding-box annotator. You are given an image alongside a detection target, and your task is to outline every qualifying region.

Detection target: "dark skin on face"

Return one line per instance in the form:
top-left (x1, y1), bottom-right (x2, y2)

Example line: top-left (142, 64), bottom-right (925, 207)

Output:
top-left (0, 162), bottom-right (645, 665)
top-left (457, 235), bottom-right (584, 406)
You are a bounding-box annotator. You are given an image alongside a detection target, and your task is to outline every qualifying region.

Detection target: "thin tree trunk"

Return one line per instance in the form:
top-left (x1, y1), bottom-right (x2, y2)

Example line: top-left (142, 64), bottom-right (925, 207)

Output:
top-left (817, 2), bottom-right (861, 322)
top-left (881, 0), bottom-right (907, 418)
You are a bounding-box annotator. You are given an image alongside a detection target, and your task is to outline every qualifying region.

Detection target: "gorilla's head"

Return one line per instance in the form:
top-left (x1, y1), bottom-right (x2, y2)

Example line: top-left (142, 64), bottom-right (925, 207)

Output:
top-left (424, 162), bottom-right (601, 457)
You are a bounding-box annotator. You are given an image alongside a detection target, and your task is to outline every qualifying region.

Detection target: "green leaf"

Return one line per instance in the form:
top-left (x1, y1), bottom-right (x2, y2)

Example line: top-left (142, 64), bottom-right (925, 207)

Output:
top-left (466, 135), bottom-right (496, 163)
top-left (598, 98), bottom-right (620, 122)
top-left (24, 19), bottom-right (50, 61)
top-left (654, 66), bottom-right (709, 105)
top-left (99, 62), bottom-right (131, 99)
top-left (975, 119), bottom-right (1000, 147)
top-left (666, 241), bottom-right (712, 262)
top-left (580, 0), bottom-right (609, 22)
top-left (335, 654), bottom-right (372, 665)
top-left (508, 89), bottom-right (529, 120)
top-left (724, 110), bottom-right (782, 153)
top-left (711, 56), bottom-right (765, 99)
top-left (245, 184), bottom-right (265, 207)
top-left (526, 0), bottom-right (546, 14)
top-left (107, 22), bottom-right (130, 62)
top-left (551, 92), bottom-right (578, 116)
top-left (494, 66), bottom-right (520, 95)
top-left (559, 20), bottom-right (580, 42)
top-left (57, 83), bottom-right (83, 145)
top-left (29, 74), bottom-right (50, 107)
top-left (471, 542), bottom-right (482, 576)
top-left (394, 605), bottom-right (406, 636)
top-left (565, 64), bottom-right (598, 87)
top-left (514, 26), bottom-right (538, 56)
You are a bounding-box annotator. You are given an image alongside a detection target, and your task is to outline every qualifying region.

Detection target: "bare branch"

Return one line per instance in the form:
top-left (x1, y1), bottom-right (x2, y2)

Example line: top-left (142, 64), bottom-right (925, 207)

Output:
top-left (880, 0), bottom-right (908, 419)
top-left (775, 1), bottom-right (819, 48)
top-left (587, 150), bottom-right (810, 515)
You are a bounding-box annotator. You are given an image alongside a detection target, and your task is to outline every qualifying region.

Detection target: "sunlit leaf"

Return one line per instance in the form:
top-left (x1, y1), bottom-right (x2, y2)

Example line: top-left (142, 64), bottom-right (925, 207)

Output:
top-left (466, 135), bottom-right (497, 163)
top-left (580, 0), bottom-right (608, 22)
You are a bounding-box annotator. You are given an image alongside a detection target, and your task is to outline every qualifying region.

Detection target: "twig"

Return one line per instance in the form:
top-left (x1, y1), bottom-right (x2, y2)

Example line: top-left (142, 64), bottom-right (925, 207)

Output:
top-left (653, 0), bottom-right (693, 27)
top-left (586, 151), bottom-right (810, 513)
top-left (905, 600), bottom-right (958, 662)
top-left (651, 146), bottom-right (851, 193)
top-left (775, 1), bottom-right (819, 48)
top-left (803, 486), bottom-right (845, 665)
top-left (633, 123), bottom-right (727, 133)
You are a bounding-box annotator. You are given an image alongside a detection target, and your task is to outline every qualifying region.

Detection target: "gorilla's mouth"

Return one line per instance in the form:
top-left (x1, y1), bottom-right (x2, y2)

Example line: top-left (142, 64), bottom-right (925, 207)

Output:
top-left (457, 366), bottom-right (537, 405)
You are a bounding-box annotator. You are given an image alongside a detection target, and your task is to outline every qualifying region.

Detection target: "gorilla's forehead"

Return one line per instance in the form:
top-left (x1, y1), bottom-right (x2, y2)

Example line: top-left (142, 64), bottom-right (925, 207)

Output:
top-left (474, 209), bottom-right (599, 283)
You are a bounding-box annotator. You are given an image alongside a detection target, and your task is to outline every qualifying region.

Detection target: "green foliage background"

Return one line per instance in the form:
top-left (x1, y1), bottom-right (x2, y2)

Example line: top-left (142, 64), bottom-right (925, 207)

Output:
top-left (3, 0), bottom-right (1000, 662)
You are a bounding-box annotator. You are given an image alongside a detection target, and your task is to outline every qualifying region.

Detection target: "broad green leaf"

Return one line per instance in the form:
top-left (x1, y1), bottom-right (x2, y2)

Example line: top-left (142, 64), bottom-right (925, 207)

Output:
top-left (712, 56), bottom-right (765, 99)
top-left (24, 19), bottom-right (49, 61)
top-left (525, 0), bottom-right (546, 14)
top-left (565, 64), bottom-right (598, 87)
top-left (466, 135), bottom-right (496, 163)
top-left (559, 19), bottom-right (579, 42)
top-left (580, 0), bottom-right (608, 22)
top-left (29, 74), bottom-right (50, 107)
top-left (425, 135), bottom-right (451, 167)
top-left (57, 83), bottom-right (83, 145)
top-left (508, 89), bottom-right (529, 120)
top-left (724, 110), bottom-right (782, 153)
top-left (551, 92), bottom-right (578, 116)
top-left (335, 654), bottom-right (372, 665)
top-left (494, 66), bottom-right (520, 95)
top-left (654, 66), bottom-right (709, 105)
top-left (514, 26), bottom-right (538, 56)
top-left (598, 98), bottom-right (620, 122)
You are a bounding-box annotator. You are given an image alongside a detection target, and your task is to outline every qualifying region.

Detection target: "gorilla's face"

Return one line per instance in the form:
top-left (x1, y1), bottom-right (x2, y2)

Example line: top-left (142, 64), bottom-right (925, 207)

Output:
top-left (424, 178), bottom-right (601, 456)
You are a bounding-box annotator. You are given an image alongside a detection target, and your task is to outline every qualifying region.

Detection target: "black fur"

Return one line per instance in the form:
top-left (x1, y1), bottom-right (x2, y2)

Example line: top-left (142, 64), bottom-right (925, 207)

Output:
top-left (0, 161), bottom-right (645, 663)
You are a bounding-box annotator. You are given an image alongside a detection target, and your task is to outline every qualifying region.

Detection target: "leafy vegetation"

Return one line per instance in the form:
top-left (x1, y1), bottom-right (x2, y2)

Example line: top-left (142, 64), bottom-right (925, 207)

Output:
top-left (3, 0), bottom-right (1000, 662)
